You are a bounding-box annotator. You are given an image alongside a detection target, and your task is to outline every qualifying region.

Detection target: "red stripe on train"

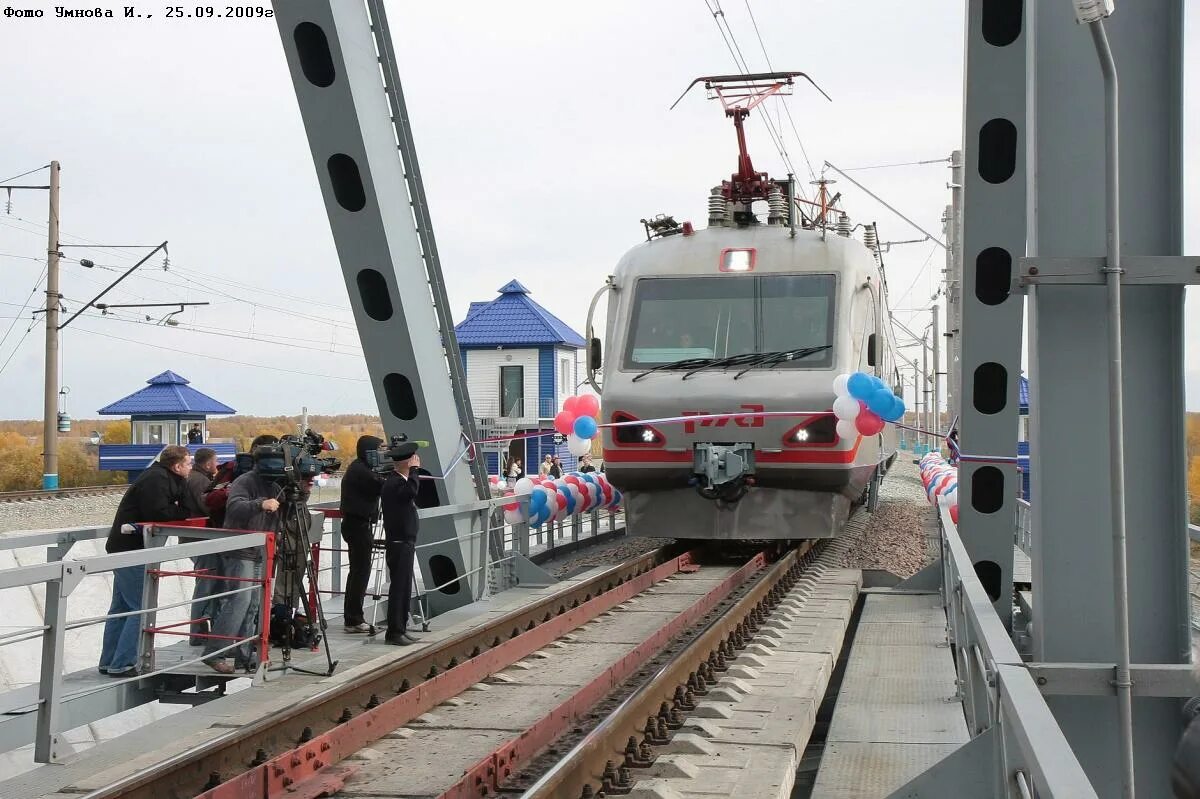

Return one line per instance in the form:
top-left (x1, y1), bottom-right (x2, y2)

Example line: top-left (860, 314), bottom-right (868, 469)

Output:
top-left (602, 438), bottom-right (863, 465)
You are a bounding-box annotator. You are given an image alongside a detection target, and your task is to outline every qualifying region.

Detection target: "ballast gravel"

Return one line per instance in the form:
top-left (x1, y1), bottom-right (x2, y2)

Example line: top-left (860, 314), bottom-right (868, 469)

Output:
top-left (838, 455), bottom-right (934, 578)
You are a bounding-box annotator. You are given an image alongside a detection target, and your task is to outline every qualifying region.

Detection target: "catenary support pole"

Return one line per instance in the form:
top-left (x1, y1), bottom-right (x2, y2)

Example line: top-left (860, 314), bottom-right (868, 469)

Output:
top-left (41, 161), bottom-right (60, 491)
top-left (932, 303), bottom-right (941, 438)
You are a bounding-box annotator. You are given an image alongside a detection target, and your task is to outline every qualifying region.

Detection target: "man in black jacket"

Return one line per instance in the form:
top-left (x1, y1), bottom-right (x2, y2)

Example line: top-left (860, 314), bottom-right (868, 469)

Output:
top-left (100, 445), bottom-right (197, 677)
top-left (380, 441), bottom-right (422, 646)
top-left (339, 435), bottom-right (385, 634)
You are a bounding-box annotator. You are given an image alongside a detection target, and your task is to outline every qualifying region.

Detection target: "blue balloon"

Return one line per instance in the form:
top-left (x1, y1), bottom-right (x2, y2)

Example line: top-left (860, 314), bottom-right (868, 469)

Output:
top-left (847, 372), bottom-right (874, 400)
top-left (530, 490), bottom-right (546, 508)
top-left (885, 395), bottom-right (906, 422)
top-left (869, 375), bottom-right (886, 392)
top-left (573, 415), bottom-right (598, 439)
top-left (559, 487), bottom-right (575, 515)
top-left (867, 387), bottom-right (894, 416)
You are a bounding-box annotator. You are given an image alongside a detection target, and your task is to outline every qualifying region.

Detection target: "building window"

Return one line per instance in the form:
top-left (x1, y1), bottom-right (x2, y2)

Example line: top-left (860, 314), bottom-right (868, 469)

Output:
top-left (561, 359), bottom-right (571, 394)
top-left (132, 420), bottom-right (177, 445)
top-left (500, 366), bottom-right (524, 418)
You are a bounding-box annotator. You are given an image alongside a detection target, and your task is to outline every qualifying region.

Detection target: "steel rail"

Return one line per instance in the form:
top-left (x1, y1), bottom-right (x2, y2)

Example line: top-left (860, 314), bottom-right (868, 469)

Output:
top-left (80, 546), bottom-right (680, 799)
top-left (519, 543), bottom-right (818, 799)
top-left (0, 484), bottom-right (127, 503)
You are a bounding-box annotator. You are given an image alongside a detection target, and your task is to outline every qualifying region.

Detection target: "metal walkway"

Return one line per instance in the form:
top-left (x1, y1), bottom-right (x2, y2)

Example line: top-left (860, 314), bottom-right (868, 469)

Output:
top-left (811, 592), bottom-right (968, 798)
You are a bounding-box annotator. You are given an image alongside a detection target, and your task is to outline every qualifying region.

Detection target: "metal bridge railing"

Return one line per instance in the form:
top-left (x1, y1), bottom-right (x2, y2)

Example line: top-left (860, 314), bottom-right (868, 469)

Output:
top-left (936, 501), bottom-right (1099, 798)
top-left (1015, 499), bottom-right (1032, 557)
top-left (0, 525), bottom-right (274, 765)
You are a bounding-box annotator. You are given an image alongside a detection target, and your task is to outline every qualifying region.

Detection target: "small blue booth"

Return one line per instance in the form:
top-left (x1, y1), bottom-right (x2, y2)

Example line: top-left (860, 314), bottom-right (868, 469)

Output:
top-left (97, 370), bottom-right (237, 480)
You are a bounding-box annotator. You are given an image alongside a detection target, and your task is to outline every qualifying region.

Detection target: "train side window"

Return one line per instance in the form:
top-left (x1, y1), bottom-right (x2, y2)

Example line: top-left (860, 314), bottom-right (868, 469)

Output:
top-left (867, 333), bottom-right (877, 367)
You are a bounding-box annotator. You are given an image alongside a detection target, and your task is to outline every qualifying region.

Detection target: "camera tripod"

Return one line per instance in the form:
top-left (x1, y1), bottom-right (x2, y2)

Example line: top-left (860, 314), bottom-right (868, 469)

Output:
top-left (267, 487), bottom-right (339, 678)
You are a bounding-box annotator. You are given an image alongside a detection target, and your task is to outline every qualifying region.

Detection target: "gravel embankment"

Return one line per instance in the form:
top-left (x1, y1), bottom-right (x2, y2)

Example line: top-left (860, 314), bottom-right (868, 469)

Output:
top-left (0, 494), bottom-right (125, 535)
top-left (839, 455), bottom-right (933, 577)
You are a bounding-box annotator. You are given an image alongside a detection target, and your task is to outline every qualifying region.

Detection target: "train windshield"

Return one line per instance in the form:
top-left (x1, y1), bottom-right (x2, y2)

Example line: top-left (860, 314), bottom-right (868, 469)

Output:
top-left (624, 275), bottom-right (835, 369)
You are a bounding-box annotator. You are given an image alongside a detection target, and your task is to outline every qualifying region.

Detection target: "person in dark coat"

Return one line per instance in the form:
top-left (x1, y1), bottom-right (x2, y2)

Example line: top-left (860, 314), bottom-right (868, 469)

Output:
top-left (100, 445), bottom-right (197, 677)
top-left (184, 448), bottom-right (220, 646)
top-left (339, 435), bottom-right (385, 634)
top-left (188, 424), bottom-right (204, 444)
top-left (380, 441), bottom-right (422, 646)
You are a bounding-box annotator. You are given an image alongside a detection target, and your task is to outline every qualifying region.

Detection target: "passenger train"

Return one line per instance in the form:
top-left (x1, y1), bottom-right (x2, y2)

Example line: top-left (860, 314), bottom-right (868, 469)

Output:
top-left (587, 74), bottom-right (900, 541)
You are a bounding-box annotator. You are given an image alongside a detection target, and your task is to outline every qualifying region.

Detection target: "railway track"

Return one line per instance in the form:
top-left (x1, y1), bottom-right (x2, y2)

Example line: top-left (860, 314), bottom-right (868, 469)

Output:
top-left (80, 538), bottom-right (860, 799)
top-left (0, 485), bottom-right (127, 503)
top-left (75, 535), bottom-right (859, 796)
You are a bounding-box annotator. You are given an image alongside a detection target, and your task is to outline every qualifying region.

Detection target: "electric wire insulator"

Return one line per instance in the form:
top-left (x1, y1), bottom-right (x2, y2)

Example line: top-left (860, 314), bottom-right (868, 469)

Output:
top-left (767, 188), bottom-right (787, 225)
top-left (863, 226), bottom-right (878, 252)
top-left (837, 212), bottom-right (852, 237)
top-left (707, 188), bottom-right (726, 227)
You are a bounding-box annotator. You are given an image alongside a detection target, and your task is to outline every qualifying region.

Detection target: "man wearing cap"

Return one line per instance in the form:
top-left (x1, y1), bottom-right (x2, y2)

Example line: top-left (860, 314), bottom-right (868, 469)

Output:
top-left (380, 440), bottom-right (423, 646)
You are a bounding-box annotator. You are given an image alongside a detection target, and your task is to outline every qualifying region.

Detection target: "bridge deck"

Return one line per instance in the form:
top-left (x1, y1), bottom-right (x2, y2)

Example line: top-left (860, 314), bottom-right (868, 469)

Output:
top-left (810, 592), bottom-right (968, 798)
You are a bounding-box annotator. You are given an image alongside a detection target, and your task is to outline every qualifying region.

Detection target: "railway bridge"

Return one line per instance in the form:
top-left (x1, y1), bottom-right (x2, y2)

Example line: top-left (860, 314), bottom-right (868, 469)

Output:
top-left (0, 1), bottom-right (1196, 797)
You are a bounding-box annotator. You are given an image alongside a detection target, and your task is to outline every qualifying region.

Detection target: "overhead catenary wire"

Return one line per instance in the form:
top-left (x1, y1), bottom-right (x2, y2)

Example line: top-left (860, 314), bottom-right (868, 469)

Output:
top-left (839, 157), bottom-right (951, 171)
top-left (700, 0), bottom-right (801, 192)
top-left (0, 266), bottom-right (46, 353)
top-left (0, 164), bottom-right (50, 186)
top-left (68, 325), bottom-right (369, 382)
top-left (741, 0), bottom-right (818, 184)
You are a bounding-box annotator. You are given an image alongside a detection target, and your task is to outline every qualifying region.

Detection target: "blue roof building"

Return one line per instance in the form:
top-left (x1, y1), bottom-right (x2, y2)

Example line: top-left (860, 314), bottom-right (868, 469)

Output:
top-left (454, 281), bottom-right (589, 476)
top-left (97, 371), bottom-right (236, 478)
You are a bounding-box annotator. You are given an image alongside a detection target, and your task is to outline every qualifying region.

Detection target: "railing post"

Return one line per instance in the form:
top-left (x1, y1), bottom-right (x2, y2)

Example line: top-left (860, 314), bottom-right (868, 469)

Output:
top-left (34, 562), bottom-right (76, 763)
top-left (330, 515), bottom-right (344, 595)
top-left (571, 513), bottom-right (582, 545)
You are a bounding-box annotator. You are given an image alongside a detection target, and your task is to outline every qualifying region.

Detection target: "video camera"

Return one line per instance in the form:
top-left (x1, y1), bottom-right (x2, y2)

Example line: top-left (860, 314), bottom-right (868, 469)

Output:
top-left (364, 433), bottom-right (410, 476)
top-left (254, 429), bottom-right (342, 484)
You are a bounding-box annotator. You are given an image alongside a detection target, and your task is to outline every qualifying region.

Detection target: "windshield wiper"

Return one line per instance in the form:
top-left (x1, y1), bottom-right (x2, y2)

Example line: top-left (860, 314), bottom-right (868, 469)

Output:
top-left (681, 351), bottom-right (765, 379)
top-left (632, 356), bottom-right (719, 382)
top-left (732, 345), bottom-right (833, 379)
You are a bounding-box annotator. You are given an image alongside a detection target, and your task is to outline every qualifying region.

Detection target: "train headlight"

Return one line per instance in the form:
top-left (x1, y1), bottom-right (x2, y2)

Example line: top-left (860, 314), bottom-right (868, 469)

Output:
top-left (783, 414), bottom-right (838, 446)
top-left (719, 248), bottom-right (756, 272)
top-left (611, 412), bottom-right (665, 447)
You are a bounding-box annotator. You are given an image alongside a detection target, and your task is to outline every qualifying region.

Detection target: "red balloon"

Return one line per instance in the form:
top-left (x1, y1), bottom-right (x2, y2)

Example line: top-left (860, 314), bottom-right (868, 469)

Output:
top-left (556, 493), bottom-right (568, 510)
top-left (562, 396), bottom-right (580, 414)
top-left (949, 504), bottom-right (960, 524)
top-left (855, 410), bottom-right (884, 436)
top-left (564, 475), bottom-right (582, 489)
top-left (504, 501), bottom-right (519, 512)
top-left (575, 394), bottom-right (600, 418)
top-left (554, 411), bottom-right (577, 436)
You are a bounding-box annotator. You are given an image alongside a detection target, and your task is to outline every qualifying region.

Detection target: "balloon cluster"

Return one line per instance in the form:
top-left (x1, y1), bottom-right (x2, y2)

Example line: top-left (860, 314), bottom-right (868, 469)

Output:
top-left (831, 371), bottom-right (905, 440)
top-left (554, 394), bottom-right (601, 458)
top-left (919, 452), bottom-right (959, 524)
top-left (501, 472), bottom-right (623, 527)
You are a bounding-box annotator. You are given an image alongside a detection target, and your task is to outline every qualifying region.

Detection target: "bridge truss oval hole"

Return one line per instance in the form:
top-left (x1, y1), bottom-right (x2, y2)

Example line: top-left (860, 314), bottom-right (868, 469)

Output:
top-left (978, 118), bottom-right (1018, 184)
top-left (293, 22), bottom-right (336, 88)
top-left (429, 555), bottom-right (462, 595)
top-left (972, 363), bottom-right (1007, 416)
top-left (974, 560), bottom-right (1002, 602)
top-left (383, 373), bottom-right (418, 421)
top-left (971, 466), bottom-right (1005, 514)
top-left (327, 154), bottom-right (367, 212)
top-left (982, 0), bottom-right (1023, 47)
top-left (975, 247), bottom-right (1012, 306)
top-left (356, 269), bottom-right (393, 321)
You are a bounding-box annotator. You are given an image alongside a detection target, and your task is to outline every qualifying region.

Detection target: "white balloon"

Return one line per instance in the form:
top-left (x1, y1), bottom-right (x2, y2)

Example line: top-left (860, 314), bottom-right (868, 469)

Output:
top-left (832, 373), bottom-right (852, 397)
top-left (567, 434), bottom-right (591, 457)
top-left (832, 395), bottom-right (861, 420)
top-left (503, 508), bottom-right (523, 525)
top-left (513, 477), bottom-right (534, 495)
top-left (835, 419), bottom-right (859, 441)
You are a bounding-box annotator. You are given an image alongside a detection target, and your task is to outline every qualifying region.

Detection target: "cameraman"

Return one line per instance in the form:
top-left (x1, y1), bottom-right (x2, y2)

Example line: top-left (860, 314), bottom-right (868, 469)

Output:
top-left (380, 440), bottom-right (422, 646)
top-left (339, 435), bottom-right (386, 634)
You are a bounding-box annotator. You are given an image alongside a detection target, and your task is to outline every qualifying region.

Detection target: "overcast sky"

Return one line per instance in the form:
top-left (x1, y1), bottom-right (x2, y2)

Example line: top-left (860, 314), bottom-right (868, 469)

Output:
top-left (0, 1), bottom-right (1196, 423)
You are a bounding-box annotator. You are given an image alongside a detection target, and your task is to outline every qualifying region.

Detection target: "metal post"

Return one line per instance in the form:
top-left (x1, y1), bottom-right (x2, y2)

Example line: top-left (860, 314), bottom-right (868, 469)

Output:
top-left (1085, 22), bottom-right (1135, 798)
top-left (922, 337), bottom-right (931, 449)
top-left (139, 556), bottom-right (160, 675)
top-left (34, 566), bottom-right (70, 763)
top-left (958, 0), bottom-right (1024, 626)
top-left (932, 304), bottom-right (941, 439)
top-left (948, 150), bottom-right (964, 422)
top-left (41, 161), bottom-right (60, 491)
top-left (1029, 1), bottom-right (1187, 794)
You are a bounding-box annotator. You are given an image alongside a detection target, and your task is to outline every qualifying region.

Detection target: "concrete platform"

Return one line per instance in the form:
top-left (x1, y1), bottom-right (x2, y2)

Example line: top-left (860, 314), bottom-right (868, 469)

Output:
top-left (810, 592), bottom-right (968, 799)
